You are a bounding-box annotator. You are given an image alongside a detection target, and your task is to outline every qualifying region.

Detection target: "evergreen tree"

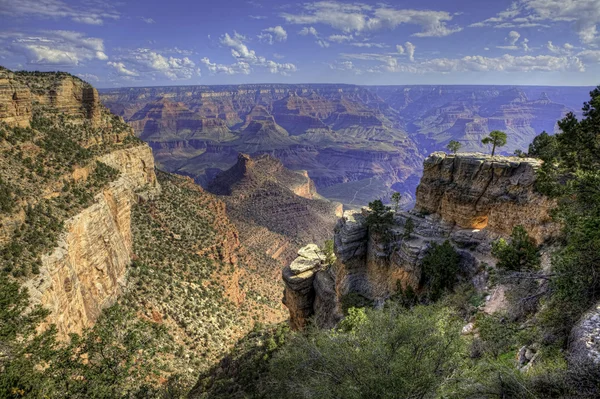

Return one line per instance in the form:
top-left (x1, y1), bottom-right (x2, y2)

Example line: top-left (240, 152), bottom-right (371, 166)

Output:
top-left (447, 140), bottom-right (462, 154)
top-left (481, 130), bottom-right (507, 156)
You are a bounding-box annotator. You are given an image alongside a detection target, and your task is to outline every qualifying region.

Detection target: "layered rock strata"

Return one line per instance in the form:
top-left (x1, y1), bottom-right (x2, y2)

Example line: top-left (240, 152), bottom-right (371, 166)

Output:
top-left (24, 145), bottom-right (159, 338)
top-left (283, 153), bottom-right (555, 330)
top-left (415, 152), bottom-right (557, 244)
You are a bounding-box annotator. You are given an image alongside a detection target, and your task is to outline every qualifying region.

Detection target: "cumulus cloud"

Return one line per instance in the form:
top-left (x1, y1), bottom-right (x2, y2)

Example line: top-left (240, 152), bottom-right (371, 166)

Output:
top-left (200, 57), bottom-right (250, 75)
top-left (508, 31), bottom-right (521, 45)
top-left (6, 30), bottom-right (108, 66)
top-left (281, 1), bottom-right (462, 37)
top-left (470, 0), bottom-right (600, 45)
top-left (396, 44), bottom-right (405, 54)
top-left (110, 48), bottom-right (200, 80)
top-left (258, 25), bottom-right (288, 44)
top-left (0, 0), bottom-right (120, 25)
top-left (405, 41), bottom-right (416, 62)
top-left (299, 26), bottom-right (319, 36)
top-left (107, 61), bottom-right (139, 76)
top-left (218, 32), bottom-right (297, 75)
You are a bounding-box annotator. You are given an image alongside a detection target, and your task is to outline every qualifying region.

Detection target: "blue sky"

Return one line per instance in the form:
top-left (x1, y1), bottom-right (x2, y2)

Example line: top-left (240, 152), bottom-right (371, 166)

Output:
top-left (1, 0), bottom-right (600, 87)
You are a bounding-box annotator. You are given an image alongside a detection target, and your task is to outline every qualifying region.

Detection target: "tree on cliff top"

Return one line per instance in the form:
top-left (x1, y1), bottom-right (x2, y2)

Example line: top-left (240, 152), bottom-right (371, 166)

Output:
top-left (447, 140), bottom-right (462, 154)
top-left (481, 130), bottom-right (507, 156)
top-left (365, 199), bottom-right (393, 234)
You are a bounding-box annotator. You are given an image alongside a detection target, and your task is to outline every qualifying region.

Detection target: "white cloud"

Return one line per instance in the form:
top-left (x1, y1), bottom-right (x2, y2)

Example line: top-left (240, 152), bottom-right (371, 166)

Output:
top-left (258, 25), bottom-right (288, 44)
top-left (107, 61), bottom-right (139, 76)
top-left (140, 17), bottom-right (155, 24)
top-left (342, 52), bottom-right (585, 74)
top-left (219, 32), bottom-right (297, 75)
top-left (6, 30), bottom-right (108, 66)
top-left (497, 30), bottom-right (530, 51)
top-left (577, 49), bottom-right (600, 63)
top-left (112, 48), bottom-right (200, 80)
top-left (470, 0), bottom-right (600, 45)
top-left (396, 44), bottom-right (405, 54)
top-left (298, 26), bottom-right (330, 48)
top-left (281, 1), bottom-right (461, 37)
top-left (405, 41), bottom-right (416, 62)
top-left (200, 57), bottom-right (250, 75)
top-left (76, 73), bottom-right (99, 82)
top-left (508, 31), bottom-right (521, 45)
top-left (329, 34), bottom-right (353, 43)
top-left (0, 0), bottom-right (120, 25)
top-left (299, 26), bottom-right (319, 36)
top-left (350, 42), bottom-right (387, 48)
top-left (249, 15), bottom-right (267, 19)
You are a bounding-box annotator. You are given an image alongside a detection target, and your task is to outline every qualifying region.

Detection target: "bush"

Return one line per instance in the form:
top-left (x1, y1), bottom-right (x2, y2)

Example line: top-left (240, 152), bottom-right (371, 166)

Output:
top-left (420, 240), bottom-right (460, 301)
top-left (491, 226), bottom-right (540, 272)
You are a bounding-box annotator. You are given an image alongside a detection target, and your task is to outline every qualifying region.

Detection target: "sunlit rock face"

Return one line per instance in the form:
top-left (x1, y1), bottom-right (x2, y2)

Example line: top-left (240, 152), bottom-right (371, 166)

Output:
top-left (415, 152), bottom-right (557, 244)
top-left (24, 145), bottom-right (159, 338)
top-left (283, 152), bottom-right (557, 330)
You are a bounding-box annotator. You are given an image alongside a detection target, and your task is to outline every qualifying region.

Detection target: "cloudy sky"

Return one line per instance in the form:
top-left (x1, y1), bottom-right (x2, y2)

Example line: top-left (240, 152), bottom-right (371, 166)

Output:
top-left (1, 0), bottom-right (600, 87)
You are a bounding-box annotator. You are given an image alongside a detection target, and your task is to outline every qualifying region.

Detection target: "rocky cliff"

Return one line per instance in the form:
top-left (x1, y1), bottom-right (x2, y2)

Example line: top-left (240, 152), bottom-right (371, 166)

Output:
top-left (24, 146), bottom-right (158, 337)
top-left (0, 67), bottom-right (158, 338)
top-left (283, 152), bottom-right (555, 329)
top-left (415, 152), bottom-right (557, 244)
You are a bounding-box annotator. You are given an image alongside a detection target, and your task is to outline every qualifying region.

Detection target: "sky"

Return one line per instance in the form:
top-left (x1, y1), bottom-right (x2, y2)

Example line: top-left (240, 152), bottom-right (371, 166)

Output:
top-left (1, 0), bottom-right (600, 87)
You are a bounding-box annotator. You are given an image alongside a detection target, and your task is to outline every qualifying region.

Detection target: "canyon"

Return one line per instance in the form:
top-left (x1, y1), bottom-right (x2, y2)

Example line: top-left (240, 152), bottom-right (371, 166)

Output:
top-left (100, 84), bottom-right (590, 208)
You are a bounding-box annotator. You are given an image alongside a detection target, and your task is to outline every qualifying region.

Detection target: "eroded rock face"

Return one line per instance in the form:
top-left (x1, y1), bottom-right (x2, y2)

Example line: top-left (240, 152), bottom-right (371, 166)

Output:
top-left (282, 244), bottom-right (324, 330)
top-left (415, 152), bottom-right (557, 244)
top-left (283, 152), bottom-right (555, 330)
top-left (24, 145), bottom-right (159, 338)
top-left (0, 68), bottom-right (107, 129)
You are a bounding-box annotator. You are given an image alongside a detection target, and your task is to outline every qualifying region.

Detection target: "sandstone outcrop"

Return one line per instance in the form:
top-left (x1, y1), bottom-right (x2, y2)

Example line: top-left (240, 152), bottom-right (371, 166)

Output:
top-left (415, 152), bottom-right (557, 244)
top-left (24, 145), bottom-right (159, 338)
top-left (283, 152), bottom-right (554, 330)
top-left (0, 68), bottom-right (113, 130)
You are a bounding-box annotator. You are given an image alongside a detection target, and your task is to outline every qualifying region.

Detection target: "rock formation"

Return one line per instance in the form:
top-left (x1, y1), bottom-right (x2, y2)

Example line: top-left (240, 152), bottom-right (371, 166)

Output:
top-left (24, 146), bottom-right (159, 337)
top-left (415, 152), bottom-right (557, 244)
top-left (283, 152), bottom-right (555, 330)
top-left (0, 67), bottom-right (158, 338)
top-left (207, 153), bottom-right (342, 268)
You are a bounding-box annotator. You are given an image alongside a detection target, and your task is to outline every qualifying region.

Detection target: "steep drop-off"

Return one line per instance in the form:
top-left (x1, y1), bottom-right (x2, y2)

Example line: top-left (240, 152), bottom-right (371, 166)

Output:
top-left (208, 153), bottom-right (342, 270)
top-left (283, 153), bottom-right (556, 329)
top-left (0, 67), bottom-right (155, 338)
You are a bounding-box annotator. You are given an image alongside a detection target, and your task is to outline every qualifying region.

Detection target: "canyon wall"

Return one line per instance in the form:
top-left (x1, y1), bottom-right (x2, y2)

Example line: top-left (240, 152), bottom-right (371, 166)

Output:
top-left (24, 145), bottom-right (158, 338)
top-left (283, 152), bottom-right (555, 329)
top-left (415, 152), bottom-right (557, 244)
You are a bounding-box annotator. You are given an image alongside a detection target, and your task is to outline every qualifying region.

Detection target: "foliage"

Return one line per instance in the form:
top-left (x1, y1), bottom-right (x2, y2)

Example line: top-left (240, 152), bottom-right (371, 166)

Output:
top-left (190, 323), bottom-right (291, 399)
top-left (447, 140), bottom-right (462, 154)
top-left (391, 192), bottom-right (401, 212)
top-left (420, 240), bottom-right (460, 301)
top-left (365, 199), bottom-right (393, 234)
top-left (0, 272), bottom-right (174, 398)
top-left (267, 304), bottom-right (465, 399)
top-left (321, 239), bottom-right (335, 267)
top-left (0, 176), bottom-right (15, 213)
top-left (527, 86), bottom-right (600, 342)
top-left (481, 130), bottom-right (507, 156)
top-left (491, 226), bottom-right (540, 272)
